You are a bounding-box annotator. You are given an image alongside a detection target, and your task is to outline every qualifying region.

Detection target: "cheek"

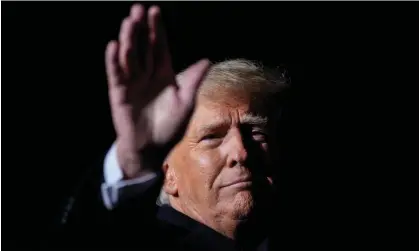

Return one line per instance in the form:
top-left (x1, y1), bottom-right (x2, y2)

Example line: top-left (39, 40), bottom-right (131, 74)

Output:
top-left (191, 149), bottom-right (225, 189)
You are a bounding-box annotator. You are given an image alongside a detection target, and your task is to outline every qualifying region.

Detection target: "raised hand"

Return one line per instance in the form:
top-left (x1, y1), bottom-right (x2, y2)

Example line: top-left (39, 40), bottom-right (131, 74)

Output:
top-left (105, 4), bottom-right (210, 178)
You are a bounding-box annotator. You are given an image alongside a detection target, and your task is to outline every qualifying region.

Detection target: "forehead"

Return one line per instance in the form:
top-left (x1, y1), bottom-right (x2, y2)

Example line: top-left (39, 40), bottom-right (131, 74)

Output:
top-left (187, 94), bottom-right (268, 130)
top-left (194, 93), bottom-right (249, 118)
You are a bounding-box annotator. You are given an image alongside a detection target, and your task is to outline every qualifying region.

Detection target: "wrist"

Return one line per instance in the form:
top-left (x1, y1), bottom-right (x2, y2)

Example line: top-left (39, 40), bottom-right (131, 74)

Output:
top-left (115, 138), bottom-right (145, 179)
top-left (115, 136), bottom-right (176, 179)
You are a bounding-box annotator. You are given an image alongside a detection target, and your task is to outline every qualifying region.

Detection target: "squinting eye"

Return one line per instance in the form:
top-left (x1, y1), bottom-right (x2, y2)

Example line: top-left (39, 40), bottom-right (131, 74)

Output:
top-left (252, 132), bottom-right (268, 142)
top-left (201, 134), bottom-right (219, 141)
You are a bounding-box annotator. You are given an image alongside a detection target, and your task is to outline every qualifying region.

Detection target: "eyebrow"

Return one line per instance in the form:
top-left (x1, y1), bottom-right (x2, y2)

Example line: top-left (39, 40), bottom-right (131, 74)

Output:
top-left (241, 113), bottom-right (268, 126)
top-left (196, 113), bottom-right (268, 136)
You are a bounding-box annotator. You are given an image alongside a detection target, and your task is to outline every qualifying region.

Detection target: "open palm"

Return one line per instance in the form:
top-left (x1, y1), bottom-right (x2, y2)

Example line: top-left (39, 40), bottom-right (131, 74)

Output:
top-left (105, 5), bottom-right (210, 177)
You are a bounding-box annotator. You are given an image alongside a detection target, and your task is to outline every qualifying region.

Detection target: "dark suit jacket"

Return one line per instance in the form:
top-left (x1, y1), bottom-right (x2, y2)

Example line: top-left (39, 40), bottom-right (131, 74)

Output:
top-left (55, 157), bottom-right (274, 251)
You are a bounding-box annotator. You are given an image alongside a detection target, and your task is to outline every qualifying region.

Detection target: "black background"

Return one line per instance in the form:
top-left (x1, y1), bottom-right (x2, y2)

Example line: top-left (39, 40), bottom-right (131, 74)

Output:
top-left (2, 2), bottom-right (417, 250)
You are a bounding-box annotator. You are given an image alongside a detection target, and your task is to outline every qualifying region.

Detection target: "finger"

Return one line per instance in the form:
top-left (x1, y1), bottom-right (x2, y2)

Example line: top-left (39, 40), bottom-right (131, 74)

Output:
top-left (136, 6), bottom-right (169, 97)
top-left (129, 4), bottom-right (146, 75)
top-left (118, 17), bottom-right (133, 76)
top-left (130, 4), bottom-right (143, 19)
top-left (105, 40), bottom-right (121, 86)
top-left (177, 59), bottom-right (211, 104)
top-left (147, 6), bottom-right (161, 75)
top-left (147, 6), bottom-right (160, 48)
top-left (162, 60), bottom-right (210, 152)
top-left (119, 6), bottom-right (146, 78)
top-left (128, 4), bottom-right (145, 53)
top-left (148, 5), bottom-right (172, 74)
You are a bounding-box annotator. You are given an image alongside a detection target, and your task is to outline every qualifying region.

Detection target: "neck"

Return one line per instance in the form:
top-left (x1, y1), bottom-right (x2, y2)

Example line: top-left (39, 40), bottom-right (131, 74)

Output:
top-left (170, 200), bottom-right (237, 238)
top-left (170, 200), bottom-right (267, 246)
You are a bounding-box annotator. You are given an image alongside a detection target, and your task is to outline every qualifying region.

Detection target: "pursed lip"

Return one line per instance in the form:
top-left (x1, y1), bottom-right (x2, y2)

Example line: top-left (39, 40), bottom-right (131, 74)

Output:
top-left (222, 176), bottom-right (253, 188)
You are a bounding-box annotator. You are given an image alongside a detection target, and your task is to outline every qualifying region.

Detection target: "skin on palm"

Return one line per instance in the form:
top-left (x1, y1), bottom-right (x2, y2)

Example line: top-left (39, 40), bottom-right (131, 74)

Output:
top-left (106, 4), bottom-right (210, 178)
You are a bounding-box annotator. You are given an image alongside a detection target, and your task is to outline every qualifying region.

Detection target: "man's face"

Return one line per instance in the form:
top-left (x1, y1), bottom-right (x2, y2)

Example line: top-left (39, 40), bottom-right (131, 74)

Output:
top-left (166, 89), bottom-right (276, 220)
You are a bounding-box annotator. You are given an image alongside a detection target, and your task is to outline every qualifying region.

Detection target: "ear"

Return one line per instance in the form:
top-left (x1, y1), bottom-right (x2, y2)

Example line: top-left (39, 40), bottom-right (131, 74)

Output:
top-left (162, 162), bottom-right (178, 197)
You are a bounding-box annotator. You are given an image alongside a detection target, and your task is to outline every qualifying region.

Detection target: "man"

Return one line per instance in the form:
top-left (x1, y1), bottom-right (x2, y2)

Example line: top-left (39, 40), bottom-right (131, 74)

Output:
top-left (61, 4), bottom-right (289, 251)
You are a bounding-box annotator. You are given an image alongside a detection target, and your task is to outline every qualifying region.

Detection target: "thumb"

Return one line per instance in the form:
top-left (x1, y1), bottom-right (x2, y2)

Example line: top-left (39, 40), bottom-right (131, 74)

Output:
top-left (176, 59), bottom-right (211, 104)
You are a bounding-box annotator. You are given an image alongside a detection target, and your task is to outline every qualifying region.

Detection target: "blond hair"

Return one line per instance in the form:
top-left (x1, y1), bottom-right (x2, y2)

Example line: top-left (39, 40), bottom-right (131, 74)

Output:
top-left (199, 59), bottom-right (288, 102)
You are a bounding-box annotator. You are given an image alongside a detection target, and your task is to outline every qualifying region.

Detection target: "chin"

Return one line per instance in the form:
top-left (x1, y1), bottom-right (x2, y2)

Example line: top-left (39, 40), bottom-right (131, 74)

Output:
top-left (230, 191), bottom-right (255, 220)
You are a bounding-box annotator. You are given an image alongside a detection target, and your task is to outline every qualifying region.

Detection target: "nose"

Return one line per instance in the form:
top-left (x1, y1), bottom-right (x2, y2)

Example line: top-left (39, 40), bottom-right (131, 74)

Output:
top-left (226, 129), bottom-right (248, 168)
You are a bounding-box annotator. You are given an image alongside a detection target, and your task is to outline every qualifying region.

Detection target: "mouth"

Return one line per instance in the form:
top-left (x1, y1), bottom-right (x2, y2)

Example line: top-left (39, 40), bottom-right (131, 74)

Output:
top-left (227, 181), bottom-right (253, 189)
top-left (222, 177), bottom-right (253, 188)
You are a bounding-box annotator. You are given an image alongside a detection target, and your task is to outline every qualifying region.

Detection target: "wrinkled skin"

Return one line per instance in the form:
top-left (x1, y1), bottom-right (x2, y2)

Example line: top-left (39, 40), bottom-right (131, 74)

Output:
top-left (164, 90), bottom-right (276, 239)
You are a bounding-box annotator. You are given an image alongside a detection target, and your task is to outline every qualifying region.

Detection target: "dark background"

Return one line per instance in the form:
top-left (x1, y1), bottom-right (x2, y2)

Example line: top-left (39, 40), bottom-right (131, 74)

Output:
top-left (2, 2), bottom-right (417, 250)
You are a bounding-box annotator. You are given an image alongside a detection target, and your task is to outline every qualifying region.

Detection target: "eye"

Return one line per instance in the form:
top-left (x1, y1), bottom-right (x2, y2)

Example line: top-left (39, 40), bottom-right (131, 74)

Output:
top-left (252, 131), bottom-right (268, 142)
top-left (201, 134), bottom-right (220, 141)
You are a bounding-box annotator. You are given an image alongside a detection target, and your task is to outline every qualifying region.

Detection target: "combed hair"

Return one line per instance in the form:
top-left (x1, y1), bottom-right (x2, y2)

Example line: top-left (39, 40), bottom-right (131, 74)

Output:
top-left (200, 59), bottom-right (288, 95)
